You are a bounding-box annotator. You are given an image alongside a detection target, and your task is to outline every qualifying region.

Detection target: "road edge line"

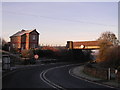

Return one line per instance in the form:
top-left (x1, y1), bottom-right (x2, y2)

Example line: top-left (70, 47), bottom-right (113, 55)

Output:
top-left (69, 67), bottom-right (116, 89)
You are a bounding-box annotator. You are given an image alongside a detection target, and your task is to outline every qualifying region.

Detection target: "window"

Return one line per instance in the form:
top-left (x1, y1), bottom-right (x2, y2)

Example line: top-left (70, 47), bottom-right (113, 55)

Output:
top-left (21, 46), bottom-right (24, 50)
top-left (21, 44), bottom-right (25, 50)
top-left (13, 44), bottom-right (15, 48)
top-left (33, 44), bottom-right (36, 48)
top-left (32, 35), bottom-right (36, 40)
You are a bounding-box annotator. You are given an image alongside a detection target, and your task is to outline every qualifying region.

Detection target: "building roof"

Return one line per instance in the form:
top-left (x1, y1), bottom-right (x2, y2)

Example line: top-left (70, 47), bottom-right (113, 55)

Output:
top-left (10, 29), bottom-right (36, 37)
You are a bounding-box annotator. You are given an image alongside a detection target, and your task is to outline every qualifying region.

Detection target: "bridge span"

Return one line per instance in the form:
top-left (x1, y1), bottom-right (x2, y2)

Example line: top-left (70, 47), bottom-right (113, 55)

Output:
top-left (66, 41), bottom-right (100, 50)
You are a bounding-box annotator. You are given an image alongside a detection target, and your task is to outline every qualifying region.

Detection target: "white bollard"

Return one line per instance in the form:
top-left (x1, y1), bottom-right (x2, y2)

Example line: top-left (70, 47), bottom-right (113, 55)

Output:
top-left (108, 68), bottom-right (111, 80)
top-left (115, 69), bottom-right (118, 80)
top-left (115, 69), bottom-right (118, 74)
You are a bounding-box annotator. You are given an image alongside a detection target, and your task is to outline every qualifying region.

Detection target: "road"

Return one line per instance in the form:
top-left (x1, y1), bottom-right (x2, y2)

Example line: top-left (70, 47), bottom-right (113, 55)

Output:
top-left (2, 62), bottom-right (116, 89)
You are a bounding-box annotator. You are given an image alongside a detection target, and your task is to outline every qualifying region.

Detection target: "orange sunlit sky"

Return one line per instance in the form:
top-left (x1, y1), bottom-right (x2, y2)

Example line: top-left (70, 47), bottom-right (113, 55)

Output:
top-left (2, 1), bottom-right (118, 46)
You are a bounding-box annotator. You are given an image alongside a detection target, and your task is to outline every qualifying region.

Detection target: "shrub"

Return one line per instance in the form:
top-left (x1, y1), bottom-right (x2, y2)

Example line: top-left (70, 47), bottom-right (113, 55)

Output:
top-left (33, 48), bottom-right (93, 62)
top-left (98, 46), bottom-right (120, 68)
top-left (33, 49), bottom-right (56, 58)
top-left (21, 49), bottom-right (34, 58)
top-left (96, 39), bottom-right (111, 63)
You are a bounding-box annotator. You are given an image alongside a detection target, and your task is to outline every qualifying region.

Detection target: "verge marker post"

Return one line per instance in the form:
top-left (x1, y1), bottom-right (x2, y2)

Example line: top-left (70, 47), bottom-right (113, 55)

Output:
top-left (115, 69), bottom-right (118, 74)
top-left (115, 69), bottom-right (118, 82)
top-left (108, 68), bottom-right (111, 80)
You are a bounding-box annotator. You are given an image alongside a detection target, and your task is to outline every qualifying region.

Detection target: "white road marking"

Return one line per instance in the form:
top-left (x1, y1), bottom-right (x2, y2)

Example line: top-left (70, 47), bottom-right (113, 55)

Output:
top-left (69, 68), bottom-right (116, 89)
top-left (40, 66), bottom-right (66, 90)
top-left (40, 63), bottom-right (117, 89)
top-left (40, 71), bottom-right (58, 89)
top-left (39, 63), bottom-right (80, 89)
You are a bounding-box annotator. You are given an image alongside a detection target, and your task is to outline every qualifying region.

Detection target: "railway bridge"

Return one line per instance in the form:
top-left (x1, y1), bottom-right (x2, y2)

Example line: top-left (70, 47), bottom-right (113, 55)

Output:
top-left (66, 41), bottom-right (112, 50)
top-left (66, 41), bottom-right (101, 50)
top-left (66, 41), bottom-right (112, 61)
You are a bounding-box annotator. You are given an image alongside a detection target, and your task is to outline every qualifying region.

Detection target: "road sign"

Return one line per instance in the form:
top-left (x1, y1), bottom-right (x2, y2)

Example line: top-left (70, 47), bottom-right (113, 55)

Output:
top-left (34, 54), bottom-right (39, 59)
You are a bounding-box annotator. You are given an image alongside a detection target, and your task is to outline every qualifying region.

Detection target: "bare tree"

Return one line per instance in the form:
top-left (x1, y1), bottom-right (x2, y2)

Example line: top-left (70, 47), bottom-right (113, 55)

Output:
top-left (96, 39), bottom-right (111, 63)
top-left (96, 31), bottom-right (120, 66)
top-left (0, 37), bottom-right (7, 49)
top-left (98, 31), bottom-right (119, 46)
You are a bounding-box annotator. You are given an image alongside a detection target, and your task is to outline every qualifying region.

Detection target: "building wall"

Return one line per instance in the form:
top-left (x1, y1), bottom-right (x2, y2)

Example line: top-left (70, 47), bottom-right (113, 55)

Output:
top-left (25, 33), bottom-right (30, 50)
top-left (10, 36), bottom-right (21, 49)
top-left (29, 30), bottom-right (39, 49)
top-left (83, 66), bottom-right (108, 80)
top-left (21, 34), bottom-right (26, 50)
top-left (10, 30), bottom-right (39, 51)
top-left (84, 65), bottom-right (120, 81)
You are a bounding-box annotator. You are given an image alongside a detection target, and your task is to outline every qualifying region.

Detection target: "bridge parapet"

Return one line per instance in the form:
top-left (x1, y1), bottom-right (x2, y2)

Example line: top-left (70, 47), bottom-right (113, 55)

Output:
top-left (67, 41), bottom-right (100, 50)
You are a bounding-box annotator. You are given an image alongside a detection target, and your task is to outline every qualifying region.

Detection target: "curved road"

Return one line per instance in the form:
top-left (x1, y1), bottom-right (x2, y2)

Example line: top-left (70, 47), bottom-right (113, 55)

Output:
top-left (3, 62), bottom-right (115, 89)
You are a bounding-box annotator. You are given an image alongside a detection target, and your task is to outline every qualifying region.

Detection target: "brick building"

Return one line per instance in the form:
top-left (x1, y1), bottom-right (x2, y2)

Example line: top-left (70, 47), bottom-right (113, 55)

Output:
top-left (10, 29), bottom-right (39, 51)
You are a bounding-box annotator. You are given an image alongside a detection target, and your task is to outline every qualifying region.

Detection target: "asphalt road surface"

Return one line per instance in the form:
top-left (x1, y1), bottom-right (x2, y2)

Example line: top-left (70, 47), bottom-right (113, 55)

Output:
top-left (2, 62), bottom-right (116, 89)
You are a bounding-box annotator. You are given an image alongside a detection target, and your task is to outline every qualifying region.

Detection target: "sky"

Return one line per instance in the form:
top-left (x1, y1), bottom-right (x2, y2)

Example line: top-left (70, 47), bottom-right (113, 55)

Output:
top-left (2, 2), bottom-right (118, 46)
